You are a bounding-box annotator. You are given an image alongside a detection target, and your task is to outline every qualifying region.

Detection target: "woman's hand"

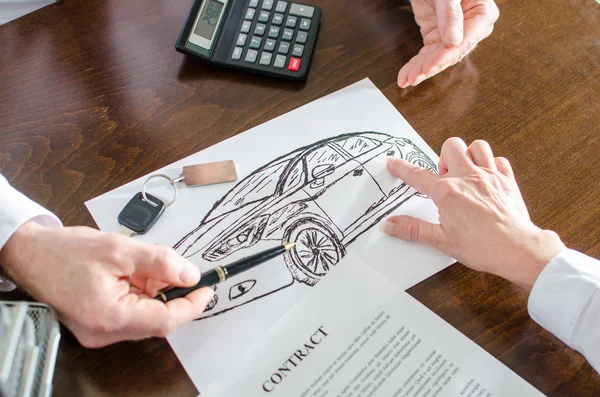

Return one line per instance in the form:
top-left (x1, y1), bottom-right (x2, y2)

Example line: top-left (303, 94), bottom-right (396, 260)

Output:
top-left (398, 0), bottom-right (499, 88)
top-left (381, 138), bottom-right (565, 290)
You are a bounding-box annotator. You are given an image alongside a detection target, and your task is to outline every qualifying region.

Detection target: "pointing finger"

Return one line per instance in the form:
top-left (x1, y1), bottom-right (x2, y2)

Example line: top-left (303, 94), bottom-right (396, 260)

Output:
top-left (386, 157), bottom-right (440, 196)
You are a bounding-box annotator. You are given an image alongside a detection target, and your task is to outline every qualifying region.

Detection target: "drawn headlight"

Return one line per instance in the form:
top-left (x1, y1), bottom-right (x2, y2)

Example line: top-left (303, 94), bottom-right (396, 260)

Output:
top-left (407, 152), bottom-right (437, 174)
top-left (223, 227), bottom-right (252, 249)
top-left (203, 215), bottom-right (269, 261)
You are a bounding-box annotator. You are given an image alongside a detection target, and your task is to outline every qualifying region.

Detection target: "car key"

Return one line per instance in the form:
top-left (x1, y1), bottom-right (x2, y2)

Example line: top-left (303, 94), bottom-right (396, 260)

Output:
top-left (174, 160), bottom-right (237, 188)
top-left (118, 192), bottom-right (165, 237)
top-left (116, 160), bottom-right (236, 237)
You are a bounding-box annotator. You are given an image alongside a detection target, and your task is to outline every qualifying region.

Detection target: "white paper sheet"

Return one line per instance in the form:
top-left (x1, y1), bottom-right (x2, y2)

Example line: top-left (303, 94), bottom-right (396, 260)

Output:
top-left (205, 253), bottom-right (543, 397)
top-left (85, 78), bottom-right (455, 393)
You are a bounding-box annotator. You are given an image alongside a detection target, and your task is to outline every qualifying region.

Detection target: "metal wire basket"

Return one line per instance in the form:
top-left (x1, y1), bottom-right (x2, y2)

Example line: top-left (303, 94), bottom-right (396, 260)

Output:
top-left (0, 302), bottom-right (60, 397)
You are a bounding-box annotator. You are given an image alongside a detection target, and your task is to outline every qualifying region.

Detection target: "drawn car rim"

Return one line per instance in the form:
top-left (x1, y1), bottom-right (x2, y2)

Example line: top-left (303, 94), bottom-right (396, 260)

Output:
top-left (294, 228), bottom-right (340, 277)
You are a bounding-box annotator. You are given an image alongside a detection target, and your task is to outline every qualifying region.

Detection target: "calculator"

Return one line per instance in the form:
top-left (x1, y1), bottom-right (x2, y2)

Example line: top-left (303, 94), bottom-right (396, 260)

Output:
top-left (176, 0), bottom-right (322, 80)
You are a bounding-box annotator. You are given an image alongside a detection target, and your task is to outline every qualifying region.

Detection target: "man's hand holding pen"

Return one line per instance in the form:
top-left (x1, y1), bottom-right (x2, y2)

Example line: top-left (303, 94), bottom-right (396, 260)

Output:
top-left (0, 222), bottom-right (214, 348)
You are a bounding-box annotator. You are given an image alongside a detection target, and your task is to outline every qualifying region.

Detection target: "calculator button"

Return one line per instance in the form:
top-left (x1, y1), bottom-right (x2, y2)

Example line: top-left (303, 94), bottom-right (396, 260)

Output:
top-left (289, 3), bottom-right (314, 18)
top-left (236, 34), bottom-right (248, 46)
top-left (249, 0), bottom-right (259, 7)
top-left (268, 26), bottom-right (280, 38)
top-left (232, 47), bottom-right (243, 60)
top-left (264, 39), bottom-right (276, 51)
top-left (254, 23), bottom-right (266, 36)
top-left (278, 41), bottom-right (290, 54)
top-left (282, 28), bottom-right (294, 41)
top-left (245, 8), bottom-right (256, 20)
top-left (258, 11), bottom-right (270, 22)
top-left (272, 13), bottom-right (284, 25)
top-left (275, 1), bottom-right (288, 12)
top-left (259, 52), bottom-right (273, 65)
top-left (292, 44), bottom-right (304, 57)
top-left (296, 31), bottom-right (307, 44)
top-left (249, 36), bottom-right (262, 49)
top-left (274, 55), bottom-right (286, 68)
top-left (262, 0), bottom-right (273, 10)
top-left (300, 18), bottom-right (311, 31)
top-left (288, 57), bottom-right (301, 71)
top-left (285, 16), bottom-right (297, 28)
top-left (245, 49), bottom-right (258, 63)
top-left (241, 21), bottom-right (252, 33)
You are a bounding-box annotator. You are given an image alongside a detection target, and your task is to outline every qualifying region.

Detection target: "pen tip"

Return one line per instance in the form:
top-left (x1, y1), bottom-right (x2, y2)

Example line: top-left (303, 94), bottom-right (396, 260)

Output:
top-left (284, 242), bottom-right (296, 251)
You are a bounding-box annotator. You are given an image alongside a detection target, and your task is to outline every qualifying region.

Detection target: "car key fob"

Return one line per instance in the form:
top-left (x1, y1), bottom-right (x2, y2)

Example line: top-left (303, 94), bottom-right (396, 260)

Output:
top-left (118, 192), bottom-right (165, 236)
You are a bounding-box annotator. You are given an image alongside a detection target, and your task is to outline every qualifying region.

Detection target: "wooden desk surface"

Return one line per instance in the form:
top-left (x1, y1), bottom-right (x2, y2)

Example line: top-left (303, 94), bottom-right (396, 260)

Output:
top-left (1, 0), bottom-right (599, 395)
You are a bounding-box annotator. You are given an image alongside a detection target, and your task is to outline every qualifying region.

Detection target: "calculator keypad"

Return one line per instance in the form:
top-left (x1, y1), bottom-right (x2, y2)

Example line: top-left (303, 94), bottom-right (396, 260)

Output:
top-left (231, 0), bottom-right (317, 74)
top-left (258, 11), bottom-right (270, 22)
top-left (300, 18), bottom-right (310, 30)
top-left (262, 0), bottom-right (274, 10)
top-left (274, 55), bottom-right (286, 68)
top-left (278, 42), bottom-right (290, 54)
top-left (289, 3), bottom-right (313, 17)
top-left (296, 31), bottom-right (307, 43)
top-left (282, 28), bottom-right (293, 41)
top-left (268, 26), bottom-right (280, 38)
top-left (245, 50), bottom-right (258, 62)
top-left (260, 52), bottom-right (273, 65)
top-left (241, 21), bottom-right (252, 33)
top-left (249, 36), bottom-right (262, 49)
top-left (288, 57), bottom-right (300, 71)
top-left (292, 44), bottom-right (304, 57)
top-left (236, 34), bottom-right (247, 46)
top-left (275, 1), bottom-right (287, 12)
top-left (285, 16), bottom-right (297, 28)
top-left (232, 47), bottom-right (243, 60)
top-left (264, 39), bottom-right (276, 51)
top-left (272, 14), bottom-right (284, 25)
top-left (255, 24), bottom-right (266, 35)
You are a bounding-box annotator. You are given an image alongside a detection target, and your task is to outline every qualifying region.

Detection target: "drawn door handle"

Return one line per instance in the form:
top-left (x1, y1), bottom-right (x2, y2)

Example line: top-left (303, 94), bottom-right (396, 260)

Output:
top-left (352, 169), bottom-right (364, 177)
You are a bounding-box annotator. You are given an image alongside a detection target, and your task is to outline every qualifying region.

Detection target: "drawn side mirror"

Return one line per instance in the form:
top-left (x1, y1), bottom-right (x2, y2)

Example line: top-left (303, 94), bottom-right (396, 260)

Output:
top-left (310, 164), bottom-right (335, 188)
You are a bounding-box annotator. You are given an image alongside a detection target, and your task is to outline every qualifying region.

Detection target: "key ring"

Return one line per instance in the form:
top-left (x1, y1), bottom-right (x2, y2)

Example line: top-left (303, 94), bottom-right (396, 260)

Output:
top-left (142, 174), bottom-right (178, 208)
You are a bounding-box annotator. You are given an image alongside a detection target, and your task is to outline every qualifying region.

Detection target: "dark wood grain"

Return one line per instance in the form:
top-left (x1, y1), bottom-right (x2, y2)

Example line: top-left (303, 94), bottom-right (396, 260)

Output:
top-left (1, 0), bottom-right (599, 395)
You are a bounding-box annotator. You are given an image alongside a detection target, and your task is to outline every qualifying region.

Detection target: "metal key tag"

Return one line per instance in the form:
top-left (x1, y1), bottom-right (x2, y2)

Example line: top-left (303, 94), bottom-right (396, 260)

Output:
top-left (178, 160), bottom-right (237, 187)
top-left (118, 192), bottom-right (165, 237)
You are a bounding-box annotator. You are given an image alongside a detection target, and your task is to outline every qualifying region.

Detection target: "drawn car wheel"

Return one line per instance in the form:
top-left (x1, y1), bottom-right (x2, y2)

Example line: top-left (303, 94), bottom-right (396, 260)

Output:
top-left (283, 221), bottom-right (345, 286)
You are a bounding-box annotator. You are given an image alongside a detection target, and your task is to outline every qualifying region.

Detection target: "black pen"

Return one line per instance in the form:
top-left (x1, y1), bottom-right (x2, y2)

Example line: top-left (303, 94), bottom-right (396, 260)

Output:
top-left (155, 242), bottom-right (296, 303)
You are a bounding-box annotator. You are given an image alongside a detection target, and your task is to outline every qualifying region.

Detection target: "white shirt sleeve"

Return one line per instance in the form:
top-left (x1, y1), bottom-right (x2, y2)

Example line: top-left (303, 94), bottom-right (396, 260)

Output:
top-left (0, 174), bottom-right (62, 290)
top-left (528, 249), bottom-right (600, 372)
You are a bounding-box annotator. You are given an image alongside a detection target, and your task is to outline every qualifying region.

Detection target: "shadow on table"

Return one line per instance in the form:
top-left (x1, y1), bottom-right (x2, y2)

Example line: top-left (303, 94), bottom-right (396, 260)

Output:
top-left (176, 57), bottom-right (308, 93)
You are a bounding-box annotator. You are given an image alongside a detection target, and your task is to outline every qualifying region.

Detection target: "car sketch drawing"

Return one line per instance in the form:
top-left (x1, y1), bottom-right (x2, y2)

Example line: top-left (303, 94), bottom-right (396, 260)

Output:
top-left (173, 131), bottom-right (437, 319)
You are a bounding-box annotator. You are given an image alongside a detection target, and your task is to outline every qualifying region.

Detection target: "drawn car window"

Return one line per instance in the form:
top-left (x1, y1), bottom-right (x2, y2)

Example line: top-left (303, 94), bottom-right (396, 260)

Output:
top-left (305, 145), bottom-right (346, 181)
top-left (282, 161), bottom-right (306, 192)
top-left (216, 161), bottom-right (289, 212)
top-left (334, 136), bottom-right (381, 157)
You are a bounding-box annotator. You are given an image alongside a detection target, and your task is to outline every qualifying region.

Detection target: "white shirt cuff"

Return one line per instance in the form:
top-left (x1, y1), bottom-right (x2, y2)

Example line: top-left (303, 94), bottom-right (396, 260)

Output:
top-left (0, 175), bottom-right (62, 251)
top-left (528, 249), bottom-right (600, 350)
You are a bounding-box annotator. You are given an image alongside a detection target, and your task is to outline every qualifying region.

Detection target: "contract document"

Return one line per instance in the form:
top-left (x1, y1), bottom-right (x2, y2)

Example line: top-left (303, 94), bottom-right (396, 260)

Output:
top-left (205, 253), bottom-right (543, 397)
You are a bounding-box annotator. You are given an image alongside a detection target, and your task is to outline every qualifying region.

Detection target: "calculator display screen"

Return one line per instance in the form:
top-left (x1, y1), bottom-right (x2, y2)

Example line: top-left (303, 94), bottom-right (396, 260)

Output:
top-left (188, 0), bottom-right (228, 52)
top-left (193, 0), bottom-right (223, 40)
